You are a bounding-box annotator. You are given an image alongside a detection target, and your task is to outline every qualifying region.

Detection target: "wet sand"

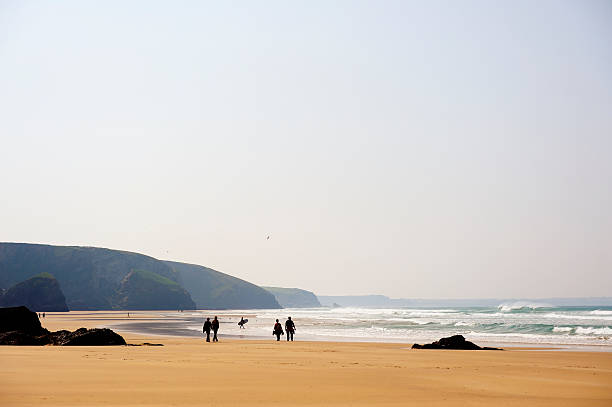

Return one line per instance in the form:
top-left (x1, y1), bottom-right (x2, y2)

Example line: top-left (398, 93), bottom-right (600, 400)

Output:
top-left (1, 311), bottom-right (611, 406)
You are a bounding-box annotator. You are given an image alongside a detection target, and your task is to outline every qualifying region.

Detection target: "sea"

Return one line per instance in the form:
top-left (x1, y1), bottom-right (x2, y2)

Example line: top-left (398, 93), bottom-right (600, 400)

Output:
top-left (112, 302), bottom-right (612, 350)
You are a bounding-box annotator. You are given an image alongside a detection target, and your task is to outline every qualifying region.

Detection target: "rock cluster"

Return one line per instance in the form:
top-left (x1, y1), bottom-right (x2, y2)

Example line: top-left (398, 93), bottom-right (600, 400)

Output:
top-left (0, 306), bottom-right (126, 346)
top-left (412, 335), bottom-right (501, 350)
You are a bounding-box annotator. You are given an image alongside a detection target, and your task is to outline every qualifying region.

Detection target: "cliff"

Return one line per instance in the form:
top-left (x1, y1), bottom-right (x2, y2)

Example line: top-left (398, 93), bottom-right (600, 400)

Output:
top-left (168, 261), bottom-right (280, 309)
top-left (263, 287), bottom-right (321, 308)
top-left (0, 272), bottom-right (68, 312)
top-left (0, 243), bottom-right (279, 310)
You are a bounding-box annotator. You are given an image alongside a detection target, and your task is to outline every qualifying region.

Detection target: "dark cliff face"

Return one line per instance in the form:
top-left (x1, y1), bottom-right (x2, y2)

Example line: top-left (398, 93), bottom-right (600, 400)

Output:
top-left (0, 273), bottom-right (69, 312)
top-left (167, 261), bottom-right (281, 309)
top-left (114, 269), bottom-right (195, 310)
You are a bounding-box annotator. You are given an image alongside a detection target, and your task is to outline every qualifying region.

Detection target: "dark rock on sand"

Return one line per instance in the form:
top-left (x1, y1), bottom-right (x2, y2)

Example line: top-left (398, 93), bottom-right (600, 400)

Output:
top-left (54, 327), bottom-right (126, 346)
top-left (0, 305), bottom-right (46, 335)
top-left (0, 306), bottom-right (52, 345)
top-left (0, 330), bottom-right (53, 345)
top-left (0, 306), bottom-right (126, 346)
top-left (412, 335), bottom-right (502, 350)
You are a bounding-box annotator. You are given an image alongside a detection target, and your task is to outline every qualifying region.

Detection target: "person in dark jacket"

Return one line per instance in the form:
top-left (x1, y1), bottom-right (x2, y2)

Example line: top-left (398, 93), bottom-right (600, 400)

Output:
top-left (285, 317), bottom-right (296, 341)
top-left (203, 317), bottom-right (212, 342)
top-left (211, 316), bottom-right (220, 342)
top-left (273, 319), bottom-right (284, 341)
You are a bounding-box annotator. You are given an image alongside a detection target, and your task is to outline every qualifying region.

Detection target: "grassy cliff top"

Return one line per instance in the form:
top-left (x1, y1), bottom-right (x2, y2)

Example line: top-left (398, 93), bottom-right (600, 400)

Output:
top-left (128, 269), bottom-right (180, 287)
top-left (33, 272), bottom-right (55, 280)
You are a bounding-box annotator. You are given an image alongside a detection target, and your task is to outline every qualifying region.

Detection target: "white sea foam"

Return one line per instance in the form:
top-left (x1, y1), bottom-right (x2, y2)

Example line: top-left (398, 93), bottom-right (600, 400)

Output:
top-left (543, 313), bottom-right (612, 321)
top-left (467, 331), bottom-right (548, 339)
top-left (552, 326), bottom-right (573, 333)
top-left (405, 319), bottom-right (435, 325)
top-left (498, 301), bottom-right (551, 312)
top-left (591, 310), bottom-right (612, 316)
top-left (405, 311), bottom-right (459, 317)
top-left (454, 321), bottom-right (476, 327)
top-left (575, 327), bottom-right (612, 335)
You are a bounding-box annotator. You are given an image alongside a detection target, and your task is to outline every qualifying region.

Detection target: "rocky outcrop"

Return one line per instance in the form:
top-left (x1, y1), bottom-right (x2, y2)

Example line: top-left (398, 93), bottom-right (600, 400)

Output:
top-left (51, 328), bottom-right (126, 346)
top-left (0, 306), bottom-right (126, 346)
top-left (0, 273), bottom-right (69, 312)
top-left (0, 305), bottom-right (45, 335)
top-left (411, 335), bottom-right (501, 350)
top-left (0, 330), bottom-right (53, 345)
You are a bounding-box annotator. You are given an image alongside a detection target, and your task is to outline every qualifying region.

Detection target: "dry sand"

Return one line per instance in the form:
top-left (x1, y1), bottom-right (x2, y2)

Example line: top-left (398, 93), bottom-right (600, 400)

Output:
top-left (1, 312), bottom-right (611, 406)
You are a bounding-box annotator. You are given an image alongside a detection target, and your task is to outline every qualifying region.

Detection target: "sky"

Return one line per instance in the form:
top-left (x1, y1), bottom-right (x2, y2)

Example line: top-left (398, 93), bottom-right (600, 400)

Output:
top-left (1, 1), bottom-right (611, 299)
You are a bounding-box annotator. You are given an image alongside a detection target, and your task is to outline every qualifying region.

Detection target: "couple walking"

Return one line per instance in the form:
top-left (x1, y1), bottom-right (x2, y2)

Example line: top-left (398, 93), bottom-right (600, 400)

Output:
top-left (203, 316), bottom-right (220, 342)
top-left (273, 317), bottom-right (296, 341)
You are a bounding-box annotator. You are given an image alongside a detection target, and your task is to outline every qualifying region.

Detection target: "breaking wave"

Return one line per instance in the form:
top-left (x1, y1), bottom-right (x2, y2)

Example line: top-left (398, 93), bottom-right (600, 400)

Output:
top-left (498, 301), bottom-right (552, 313)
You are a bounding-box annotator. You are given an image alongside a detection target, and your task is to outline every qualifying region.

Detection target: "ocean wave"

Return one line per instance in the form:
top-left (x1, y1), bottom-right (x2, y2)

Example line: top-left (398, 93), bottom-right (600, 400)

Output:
top-left (466, 330), bottom-right (551, 339)
top-left (591, 310), bottom-right (612, 316)
top-left (331, 308), bottom-right (402, 315)
top-left (454, 321), bottom-right (476, 327)
top-left (543, 313), bottom-right (612, 321)
top-left (404, 311), bottom-right (460, 318)
top-left (575, 327), bottom-right (612, 335)
top-left (498, 301), bottom-right (552, 313)
top-left (552, 326), bottom-right (573, 333)
top-left (404, 318), bottom-right (436, 325)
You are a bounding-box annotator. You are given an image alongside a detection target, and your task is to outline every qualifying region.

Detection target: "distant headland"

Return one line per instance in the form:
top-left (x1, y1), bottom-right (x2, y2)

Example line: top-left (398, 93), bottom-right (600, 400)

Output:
top-left (0, 242), bottom-right (281, 311)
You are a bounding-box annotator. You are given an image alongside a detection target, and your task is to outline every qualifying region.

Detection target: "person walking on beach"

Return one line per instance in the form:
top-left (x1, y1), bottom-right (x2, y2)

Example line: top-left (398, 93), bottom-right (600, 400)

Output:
top-left (211, 316), bottom-right (220, 342)
top-left (285, 317), bottom-right (295, 341)
top-left (203, 317), bottom-right (212, 342)
top-left (273, 319), bottom-right (284, 341)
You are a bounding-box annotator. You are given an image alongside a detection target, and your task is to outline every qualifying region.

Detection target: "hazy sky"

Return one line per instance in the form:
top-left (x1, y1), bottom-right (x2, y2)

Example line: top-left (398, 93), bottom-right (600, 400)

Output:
top-left (1, 1), bottom-right (611, 298)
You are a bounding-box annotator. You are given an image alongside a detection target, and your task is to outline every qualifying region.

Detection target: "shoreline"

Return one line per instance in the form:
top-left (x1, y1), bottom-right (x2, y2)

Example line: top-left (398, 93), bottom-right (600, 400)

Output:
top-left (39, 310), bottom-right (612, 352)
top-left (110, 325), bottom-right (612, 352)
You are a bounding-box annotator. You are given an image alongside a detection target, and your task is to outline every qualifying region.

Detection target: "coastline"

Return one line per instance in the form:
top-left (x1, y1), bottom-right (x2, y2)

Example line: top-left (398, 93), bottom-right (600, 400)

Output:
top-left (41, 310), bottom-right (612, 352)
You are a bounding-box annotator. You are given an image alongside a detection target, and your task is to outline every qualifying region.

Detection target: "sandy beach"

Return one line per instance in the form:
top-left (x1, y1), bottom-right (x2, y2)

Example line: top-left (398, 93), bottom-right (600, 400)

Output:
top-left (0, 312), bottom-right (610, 406)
